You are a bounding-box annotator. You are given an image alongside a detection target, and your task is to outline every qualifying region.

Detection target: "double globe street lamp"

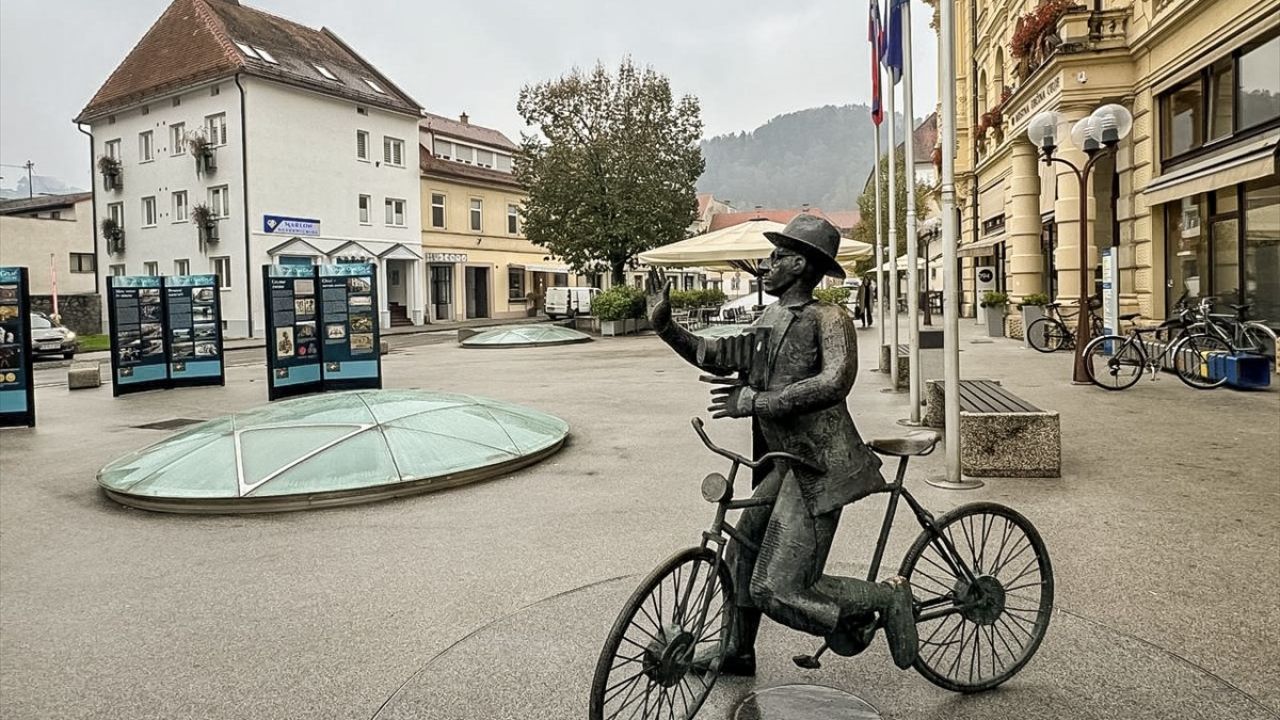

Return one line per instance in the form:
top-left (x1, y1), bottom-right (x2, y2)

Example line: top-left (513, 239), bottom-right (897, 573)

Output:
top-left (1027, 103), bottom-right (1134, 383)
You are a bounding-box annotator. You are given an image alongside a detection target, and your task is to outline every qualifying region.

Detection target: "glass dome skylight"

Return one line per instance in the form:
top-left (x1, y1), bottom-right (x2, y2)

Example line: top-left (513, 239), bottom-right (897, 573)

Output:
top-left (461, 325), bottom-right (592, 348)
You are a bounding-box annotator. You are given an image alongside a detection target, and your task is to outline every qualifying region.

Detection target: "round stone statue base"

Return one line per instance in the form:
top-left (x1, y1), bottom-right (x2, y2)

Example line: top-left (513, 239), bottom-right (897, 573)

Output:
top-left (735, 685), bottom-right (881, 719)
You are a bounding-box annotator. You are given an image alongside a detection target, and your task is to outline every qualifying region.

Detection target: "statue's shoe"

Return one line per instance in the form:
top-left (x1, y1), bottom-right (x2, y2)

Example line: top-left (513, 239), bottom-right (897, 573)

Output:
top-left (881, 575), bottom-right (919, 669)
top-left (691, 648), bottom-right (756, 677)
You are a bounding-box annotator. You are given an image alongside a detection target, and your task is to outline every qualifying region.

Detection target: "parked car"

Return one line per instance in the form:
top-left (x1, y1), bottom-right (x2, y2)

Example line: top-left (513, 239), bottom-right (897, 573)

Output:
top-left (544, 286), bottom-right (600, 319)
top-left (29, 313), bottom-right (77, 359)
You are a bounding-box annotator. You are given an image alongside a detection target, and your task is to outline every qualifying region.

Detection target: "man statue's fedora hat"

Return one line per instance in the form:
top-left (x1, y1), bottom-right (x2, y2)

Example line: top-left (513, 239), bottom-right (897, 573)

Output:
top-left (764, 214), bottom-right (847, 280)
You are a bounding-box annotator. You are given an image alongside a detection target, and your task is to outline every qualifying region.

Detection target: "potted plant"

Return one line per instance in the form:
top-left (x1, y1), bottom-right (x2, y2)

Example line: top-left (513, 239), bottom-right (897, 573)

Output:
top-left (101, 217), bottom-right (125, 254)
top-left (592, 285), bottom-right (646, 336)
top-left (1018, 292), bottom-right (1050, 345)
top-left (188, 134), bottom-right (217, 174)
top-left (191, 203), bottom-right (218, 246)
top-left (980, 290), bottom-right (1009, 338)
top-left (97, 155), bottom-right (122, 191)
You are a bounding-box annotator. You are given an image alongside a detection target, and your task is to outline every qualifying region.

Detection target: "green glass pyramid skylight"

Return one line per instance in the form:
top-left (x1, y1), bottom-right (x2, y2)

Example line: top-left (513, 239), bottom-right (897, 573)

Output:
top-left (98, 390), bottom-right (569, 513)
top-left (461, 325), bottom-right (592, 348)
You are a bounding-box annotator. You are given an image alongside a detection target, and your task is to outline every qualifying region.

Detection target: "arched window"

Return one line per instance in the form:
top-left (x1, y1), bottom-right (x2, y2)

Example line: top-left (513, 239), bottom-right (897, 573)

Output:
top-left (978, 69), bottom-right (989, 117)
top-left (995, 48), bottom-right (1005, 98)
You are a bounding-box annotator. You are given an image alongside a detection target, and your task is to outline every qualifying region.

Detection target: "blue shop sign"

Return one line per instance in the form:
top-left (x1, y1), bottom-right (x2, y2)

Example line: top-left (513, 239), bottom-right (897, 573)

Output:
top-left (264, 215), bottom-right (320, 236)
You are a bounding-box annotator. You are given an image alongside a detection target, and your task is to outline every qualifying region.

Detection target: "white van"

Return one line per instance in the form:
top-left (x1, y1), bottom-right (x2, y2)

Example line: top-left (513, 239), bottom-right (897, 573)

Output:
top-left (544, 286), bottom-right (600, 319)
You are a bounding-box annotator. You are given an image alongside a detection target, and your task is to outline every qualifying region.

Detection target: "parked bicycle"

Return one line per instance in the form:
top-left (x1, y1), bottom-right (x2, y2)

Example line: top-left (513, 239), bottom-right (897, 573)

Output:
top-left (1082, 306), bottom-right (1226, 390)
top-left (1187, 298), bottom-right (1277, 371)
top-left (1026, 298), bottom-right (1104, 353)
top-left (589, 419), bottom-right (1054, 719)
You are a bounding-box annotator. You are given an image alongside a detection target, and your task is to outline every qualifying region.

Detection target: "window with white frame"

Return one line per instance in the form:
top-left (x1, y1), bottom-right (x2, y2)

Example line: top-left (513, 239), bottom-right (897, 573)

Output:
top-left (141, 196), bottom-right (157, 227)
top-left (314, 63), bottom-right (338, 81)
top-left (144, 261), bottom-right (160, 276)
top-left (359, 194), bottom-right (371, 224)
top-left (108, 202), bottom-right (123, 225)
top-left (431, 193), bottom-right (446, 228)
top-left (385, 198), bottom-right (406, 226)
top-left (171, 123), bottom-right (185, 155)
top-left (356, 130), bottom-right (369, 161)
top-left (211, 256), bottom-right (232, 289)
top-left (205, 113), bottom-right (227, 146)
top-left (110, 264), bottom-right (126, 277)
top-left (105, 138), bottom-right (121, 160)
top-left (495, 154), bottom-right (513, 172)
top-left (253, 46), bottom-right (277, 64)
top-left (70, 253), bottom-right (95, 273)
top-left (174, 258), bottom-right (190, 276)
top-left (362, 78), bottom-right (386, 94)
top-left (209, 186), bottom-right (230, 218)
top-left (433, 138), bottom-right (452, 159)
top-left (507, 204), bottom-right (519, 234)
top-left (477, 149), bottom-right (494, 169)
top-left (383, 137), bottom-right (404, 166)
top-left (453, 144), bottom-right (475, 165)
top-left (470, 198), bottom-right (482, 231)
top-left (139, 130), bottom-right (154, 162)
top-left (172, 191), bottom-right (188, 222)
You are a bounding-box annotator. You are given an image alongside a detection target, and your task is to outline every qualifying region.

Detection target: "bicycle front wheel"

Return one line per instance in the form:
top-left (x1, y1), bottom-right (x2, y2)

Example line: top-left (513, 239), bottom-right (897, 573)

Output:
top-left (589, 547), bottom-right (735, 720)
top-left (1026, 318), bottom-right (1068, 353)
top-left (1083, 335), bottom-right (1144, 390)
top-left (899, 503), bottom-right (1054, 693)
top-left (1171, 333), bottom-right (1230, 389)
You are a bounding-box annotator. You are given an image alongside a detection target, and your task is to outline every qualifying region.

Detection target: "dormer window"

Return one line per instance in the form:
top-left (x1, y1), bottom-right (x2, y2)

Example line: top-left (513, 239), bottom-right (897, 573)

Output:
top-left (362, 78), bottom-right (386, 94)
top-left (254, 47), bottom-right (277, 64)
top-left (314, 63), bottom-right (338, 81)
top-left (235, 42), bottom-right (260, 59)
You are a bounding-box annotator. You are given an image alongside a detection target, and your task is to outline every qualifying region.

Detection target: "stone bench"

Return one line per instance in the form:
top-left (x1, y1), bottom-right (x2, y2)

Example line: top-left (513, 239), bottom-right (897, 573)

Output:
top-left (67, 363), bottom-right (102, 390)
top-left (924, 378), bottom-right (1060, 478)
top-left (879, 344), bottom-right (909, 388)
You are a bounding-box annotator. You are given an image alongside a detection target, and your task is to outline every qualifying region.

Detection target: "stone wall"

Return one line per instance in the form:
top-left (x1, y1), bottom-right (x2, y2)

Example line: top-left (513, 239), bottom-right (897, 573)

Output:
top-left (30, 294), bottom-right (101, 336)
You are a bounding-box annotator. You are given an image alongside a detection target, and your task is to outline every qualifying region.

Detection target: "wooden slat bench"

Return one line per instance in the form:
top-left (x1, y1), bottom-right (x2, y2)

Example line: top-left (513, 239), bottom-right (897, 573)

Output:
top-left (924, 378), bottom-right (1060, 478)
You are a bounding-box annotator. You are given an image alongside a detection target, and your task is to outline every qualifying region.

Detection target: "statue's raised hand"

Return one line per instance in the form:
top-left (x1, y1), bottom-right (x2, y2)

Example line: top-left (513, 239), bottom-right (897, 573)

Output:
top-left (646, 268), bottom-right (672, 332)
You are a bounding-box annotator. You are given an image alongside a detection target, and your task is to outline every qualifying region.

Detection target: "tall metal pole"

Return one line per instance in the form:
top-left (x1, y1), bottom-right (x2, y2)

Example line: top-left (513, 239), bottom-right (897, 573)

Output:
top-left (902, 1), bottom-right (921, 423)
top-left (886, 68), bottom-right (900, 387)
top-left (1072, 160), bottom-right (1095, 384)
top-left (874, 128), bottom-right (886, 351)
top-left (931, 0), bottom-right (980, 489)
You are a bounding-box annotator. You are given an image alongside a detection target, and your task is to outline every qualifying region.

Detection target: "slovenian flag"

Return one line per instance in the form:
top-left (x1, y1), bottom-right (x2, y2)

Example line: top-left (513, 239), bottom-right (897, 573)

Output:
top-left (870, 0), bottom-right (883, 126)
top-left (882, 0), bottom-right (907, 85)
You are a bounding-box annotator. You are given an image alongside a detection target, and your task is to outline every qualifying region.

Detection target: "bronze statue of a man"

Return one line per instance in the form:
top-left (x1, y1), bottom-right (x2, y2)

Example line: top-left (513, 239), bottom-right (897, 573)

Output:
top-left (647, 214), bottom-right (918, 674)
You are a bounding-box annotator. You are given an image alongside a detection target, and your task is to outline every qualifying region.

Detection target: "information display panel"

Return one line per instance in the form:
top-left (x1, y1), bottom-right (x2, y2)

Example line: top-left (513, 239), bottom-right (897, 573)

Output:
top-left (166, 274), bottom-right (226, 387)
top-left (107, 275), bottom-right (170, 396)
top-left (318, 263), bottom-right (382, 391)
top-left (264, 264), bottom-right (323, 400)
top-left (0, 266), bottom-right (35, 427)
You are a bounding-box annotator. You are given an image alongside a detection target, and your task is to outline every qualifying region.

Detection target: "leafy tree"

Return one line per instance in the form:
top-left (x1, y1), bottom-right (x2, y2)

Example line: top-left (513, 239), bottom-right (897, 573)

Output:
top-left (849, 148), bottom-right (933, 274)
top-left (516, 59), bottom-right (704, 284)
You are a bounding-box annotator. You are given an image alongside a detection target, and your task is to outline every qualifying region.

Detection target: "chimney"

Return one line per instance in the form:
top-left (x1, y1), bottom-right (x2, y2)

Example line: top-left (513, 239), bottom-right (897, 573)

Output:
top-left (459, 112), bottom-right (469, 125)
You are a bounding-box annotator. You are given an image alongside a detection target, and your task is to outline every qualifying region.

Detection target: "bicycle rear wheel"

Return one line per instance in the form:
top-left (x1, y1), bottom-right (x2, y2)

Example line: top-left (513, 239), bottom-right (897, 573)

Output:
top-left (1083, 335), bottom-right (1144, 390)
top-left (589, 547), bottom-right (735, 720)
top-left (1171, 333), bottom-right (1230, 389)
top-left (1027, 318), bottom-right (1068, 353)
top-left (899, 503), bottom-right (1054, 693)
top-left (1242, 325), bottom-right (1277, 369)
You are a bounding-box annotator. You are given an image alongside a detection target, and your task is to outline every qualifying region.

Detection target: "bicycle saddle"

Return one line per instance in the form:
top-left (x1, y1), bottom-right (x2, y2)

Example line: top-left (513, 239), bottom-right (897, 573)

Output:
top-left (869, 431), bottom-right (941, 457)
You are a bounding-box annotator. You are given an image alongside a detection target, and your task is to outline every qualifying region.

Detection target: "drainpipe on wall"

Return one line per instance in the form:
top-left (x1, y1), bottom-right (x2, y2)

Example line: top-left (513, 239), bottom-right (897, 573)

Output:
top-left (75, 122), bottom-right (100, 311)
top-left (235, 73), bottom-right (253, 337)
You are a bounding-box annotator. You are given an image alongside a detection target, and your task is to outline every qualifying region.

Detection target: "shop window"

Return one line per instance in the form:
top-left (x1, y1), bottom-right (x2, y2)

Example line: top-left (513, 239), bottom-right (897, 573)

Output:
top-left (1244, 178), bottom-right (1280, 329)
top-left (508, 268), bottom-right (525, 301)
top-left (1167, 197), bottom-right (1208, 303)
top-left (1208, 59), bottom-right (1235, 142)
top-left (1238, 34), bottom-right (1280, 130)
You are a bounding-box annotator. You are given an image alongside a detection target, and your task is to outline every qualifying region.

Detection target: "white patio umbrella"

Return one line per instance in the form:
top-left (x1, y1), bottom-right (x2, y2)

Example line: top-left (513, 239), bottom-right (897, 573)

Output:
top-left (639, 219), bottom-right (873, 272)
top-left (878, 256), bottom-right (930, 272)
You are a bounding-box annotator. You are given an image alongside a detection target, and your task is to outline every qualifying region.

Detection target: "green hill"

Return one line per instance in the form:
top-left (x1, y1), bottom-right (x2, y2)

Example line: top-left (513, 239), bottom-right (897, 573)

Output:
top-left (698, 104), bottom-right (904, 210)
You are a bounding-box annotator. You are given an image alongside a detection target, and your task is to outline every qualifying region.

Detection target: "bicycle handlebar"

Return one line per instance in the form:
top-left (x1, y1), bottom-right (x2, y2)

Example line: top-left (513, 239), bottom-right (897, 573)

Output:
top-left (690, 417), bottom-right (825, 473)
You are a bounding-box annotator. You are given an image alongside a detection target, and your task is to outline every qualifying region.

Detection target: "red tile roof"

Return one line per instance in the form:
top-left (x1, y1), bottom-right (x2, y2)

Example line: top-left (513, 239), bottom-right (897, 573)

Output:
top-left (76, 0), bottom-right (419, 122)
top-left (420, 112), bottom-right (518, 152)
top-left (697, 193), bottom-right (715, 217)
top-left (707, 208), bottom-right (835, 232)
top-left (911, 112), bottom-right (938, 160)
top-left (823, 211), bottom-right (861, 231)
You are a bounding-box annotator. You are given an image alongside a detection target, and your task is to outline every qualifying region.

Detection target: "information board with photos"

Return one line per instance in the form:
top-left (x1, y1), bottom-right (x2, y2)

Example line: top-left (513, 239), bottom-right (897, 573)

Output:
top-left (165, 274), bottom-right (225, 386)
top-left (263, 264), bottom-right (323, 400)
top-left (107, 275), bottom-right (171, 396)
top-left (0, 266), bottom-right (36, 427)
top-left (318, 264), bottom-right (382, 390)
top-left (262, 263), bottom-right (381, 400)
top-left (106, 275), bottom-right (227, 396)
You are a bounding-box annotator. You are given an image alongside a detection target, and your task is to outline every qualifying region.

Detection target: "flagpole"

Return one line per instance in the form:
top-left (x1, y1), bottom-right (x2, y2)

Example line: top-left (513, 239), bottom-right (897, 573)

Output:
top-left (930, 0), bottom-right (980, 489)
top-left (874, 128), bottom-right (885, 353)
top-left (902, 0), bottom-right (921, 424)
top-left (886, 67), bottom-right (899, 389)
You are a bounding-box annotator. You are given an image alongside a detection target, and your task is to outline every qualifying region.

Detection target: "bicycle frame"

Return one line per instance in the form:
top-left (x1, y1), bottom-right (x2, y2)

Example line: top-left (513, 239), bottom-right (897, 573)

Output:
top-left (683, 419), bottom-right (980, 634)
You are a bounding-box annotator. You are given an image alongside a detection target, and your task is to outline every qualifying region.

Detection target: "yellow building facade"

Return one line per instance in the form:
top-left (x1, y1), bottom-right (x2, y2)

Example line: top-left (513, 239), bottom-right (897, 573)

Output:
top-left (950, 0), bottom-right (1279, 334)
top-left (418, 113), bottom-right (578, 322)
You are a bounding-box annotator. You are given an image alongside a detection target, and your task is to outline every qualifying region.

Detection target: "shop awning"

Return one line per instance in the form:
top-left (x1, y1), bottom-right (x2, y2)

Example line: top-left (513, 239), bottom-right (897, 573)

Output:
top-left (958, 236), bottom-right (1003, 257)
top-left (526, 264), bottom-right (570, 274)
top-left (1144, 131), bottom-right (1279, 206)
top-left (979, 181), bottom-right (1006, 220)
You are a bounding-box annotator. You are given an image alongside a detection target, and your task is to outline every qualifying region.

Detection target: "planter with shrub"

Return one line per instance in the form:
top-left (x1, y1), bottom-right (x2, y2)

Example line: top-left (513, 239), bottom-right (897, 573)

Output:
top-left (188, 135), bottom-right (217, 174)
top-left (191, 203), bottom-right (219, 247)
top-left (98, 156), bottom-right (122, 191)
top-left (591, 285), bottom-right (646, 336)
top-left (101, 217), bottom-right (125, 254)
top-left (1018, 292), bottom-right (1050, 345)
top-left (980, 290), bottom-right (1009, 338)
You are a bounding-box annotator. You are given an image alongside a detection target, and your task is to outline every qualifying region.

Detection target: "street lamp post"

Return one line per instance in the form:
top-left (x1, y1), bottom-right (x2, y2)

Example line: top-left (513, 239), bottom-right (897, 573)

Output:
top-left (1027, 104), bottom-right (1133, 383)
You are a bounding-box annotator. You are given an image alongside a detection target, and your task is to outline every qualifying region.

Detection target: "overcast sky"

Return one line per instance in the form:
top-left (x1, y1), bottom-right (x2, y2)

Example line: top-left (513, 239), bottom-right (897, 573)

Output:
top-left (0, 0), bottom-right (937, 189)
